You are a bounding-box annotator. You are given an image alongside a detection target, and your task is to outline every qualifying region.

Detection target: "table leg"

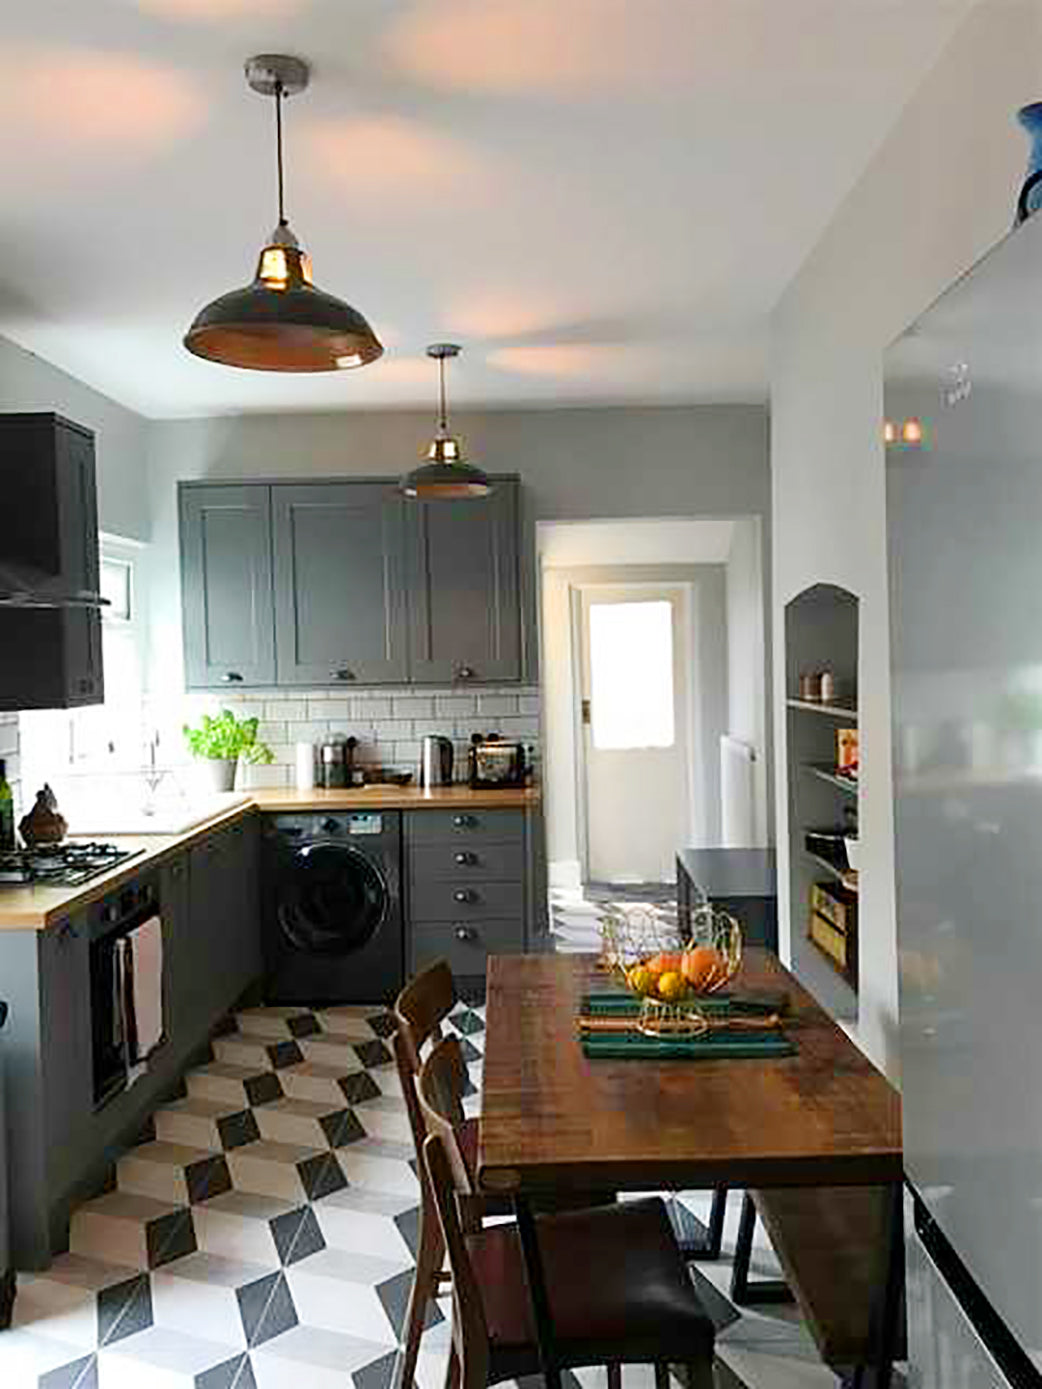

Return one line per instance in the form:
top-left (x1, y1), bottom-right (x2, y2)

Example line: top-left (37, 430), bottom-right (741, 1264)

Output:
top-left (849, 1181), bottom-right (905, 1389)
top-left (513, 1195), bottom-right (562, 1389)
top-left (729, 1193), bottom-right (794, 1305)
top-left (680, 1186), bottom-right (728, 1262)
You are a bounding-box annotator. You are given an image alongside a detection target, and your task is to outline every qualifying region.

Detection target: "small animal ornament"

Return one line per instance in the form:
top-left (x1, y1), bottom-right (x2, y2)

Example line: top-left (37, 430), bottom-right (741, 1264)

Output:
top-left (19, 784), bottom-right (68, 846)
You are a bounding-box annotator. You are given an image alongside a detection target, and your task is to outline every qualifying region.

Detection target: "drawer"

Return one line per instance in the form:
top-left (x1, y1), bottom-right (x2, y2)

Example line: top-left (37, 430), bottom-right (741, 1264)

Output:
top-left (410, 841), bottom-right (523, 884)
top-left (408, 809), bottom-right (523, 845)
top-left (409, 879), bottom-right (524, 921)
top-left (410, 918), bottom-right (525, 977)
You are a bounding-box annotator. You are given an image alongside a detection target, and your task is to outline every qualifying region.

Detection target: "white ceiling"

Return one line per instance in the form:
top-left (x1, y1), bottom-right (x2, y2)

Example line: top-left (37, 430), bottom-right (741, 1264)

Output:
top-left (1, 0), bottom-right (971, 418)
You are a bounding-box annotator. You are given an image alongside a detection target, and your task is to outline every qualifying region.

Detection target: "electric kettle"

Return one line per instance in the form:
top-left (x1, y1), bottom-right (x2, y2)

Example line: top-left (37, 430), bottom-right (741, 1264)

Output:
top-left (419, 735), bottom-right (454, 788)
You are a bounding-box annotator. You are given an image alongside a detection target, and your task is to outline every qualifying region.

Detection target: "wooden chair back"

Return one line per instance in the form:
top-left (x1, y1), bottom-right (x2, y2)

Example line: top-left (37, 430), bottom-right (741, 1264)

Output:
top-left (423, 1131), bottom-right (490, 1382)
top-left (418, 1034), bottom-right (475, 1197)
top-left (395, 959), bottom-right (456, 1075)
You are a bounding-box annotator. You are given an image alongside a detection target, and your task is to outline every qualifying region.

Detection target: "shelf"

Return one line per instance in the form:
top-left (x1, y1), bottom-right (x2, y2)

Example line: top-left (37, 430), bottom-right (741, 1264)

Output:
top-left (804, 764), bottom-right (859, 795)
top-left (804, 850), bottom-right (859, 892)
top-left (787, 697), bottom-right (858, 721)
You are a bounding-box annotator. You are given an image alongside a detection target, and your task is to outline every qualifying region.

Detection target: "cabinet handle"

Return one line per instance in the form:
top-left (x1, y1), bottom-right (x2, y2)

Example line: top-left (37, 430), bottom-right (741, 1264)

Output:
top-left (334, 668), bottom-right (355, 682)
top-left (453, 815), bottom-right (476, 829)
top-left (455, 925), bottom-right (476, 942)
top-left (222, 671), bottom-right (244, 683)
top-left (454, 851), bottom-right (475, 866)
top-left (453, 889), bottom-right (477, 904)
top-left (456, 665), bottom-right (475, 681)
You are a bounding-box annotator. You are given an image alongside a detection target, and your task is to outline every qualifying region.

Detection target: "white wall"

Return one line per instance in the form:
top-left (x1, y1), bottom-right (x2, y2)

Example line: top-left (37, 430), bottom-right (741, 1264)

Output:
top-left (726, 517), bottom-right (769, 846)
top-left (771, 0), bottom-right (1042, 1074)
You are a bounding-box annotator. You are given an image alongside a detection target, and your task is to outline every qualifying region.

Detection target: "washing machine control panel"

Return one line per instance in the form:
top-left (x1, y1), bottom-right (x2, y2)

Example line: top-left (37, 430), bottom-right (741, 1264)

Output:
top-left (318, 814), bottom-right (383, 837)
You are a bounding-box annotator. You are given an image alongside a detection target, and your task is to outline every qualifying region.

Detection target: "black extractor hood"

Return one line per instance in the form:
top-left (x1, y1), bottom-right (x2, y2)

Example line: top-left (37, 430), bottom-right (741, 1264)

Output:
top-left (0, 413), bottom-right (108, 611)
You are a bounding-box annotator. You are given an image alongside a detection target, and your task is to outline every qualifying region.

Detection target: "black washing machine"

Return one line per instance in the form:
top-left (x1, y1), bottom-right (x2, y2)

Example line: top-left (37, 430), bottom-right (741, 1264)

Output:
top-left (263, 812), bottom-right (404, 1004)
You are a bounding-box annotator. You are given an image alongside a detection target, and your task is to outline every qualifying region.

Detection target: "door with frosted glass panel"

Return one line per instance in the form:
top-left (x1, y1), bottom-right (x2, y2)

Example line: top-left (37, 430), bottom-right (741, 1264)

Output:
top-left (578, 586), bottom-right (691, 883)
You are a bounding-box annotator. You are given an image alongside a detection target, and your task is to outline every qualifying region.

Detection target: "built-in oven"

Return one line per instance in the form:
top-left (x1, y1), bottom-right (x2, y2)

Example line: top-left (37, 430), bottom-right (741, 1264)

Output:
top-left (89, 874), bottom-right (161, 1109)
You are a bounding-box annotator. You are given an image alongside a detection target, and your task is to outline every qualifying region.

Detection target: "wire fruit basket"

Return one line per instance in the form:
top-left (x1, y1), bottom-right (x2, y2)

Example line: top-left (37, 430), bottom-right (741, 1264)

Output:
top-left (600, 901), bottom-right (743, 1037)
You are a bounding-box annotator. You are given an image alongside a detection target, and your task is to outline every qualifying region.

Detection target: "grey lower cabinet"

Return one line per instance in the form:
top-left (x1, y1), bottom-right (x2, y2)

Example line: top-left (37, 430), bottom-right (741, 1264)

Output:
top-left (179, 475), bottom-right (523, 688)
top-left (0, 814), bottom-right (262, 1269)
top-left (406, 807), bottom-right (529, 995)
top-left (180, 483), bottom-right (276, 689)
top-left (272, 482), bottom-right (408, 685)
top-left (407, 478), bottom-right (522, 684)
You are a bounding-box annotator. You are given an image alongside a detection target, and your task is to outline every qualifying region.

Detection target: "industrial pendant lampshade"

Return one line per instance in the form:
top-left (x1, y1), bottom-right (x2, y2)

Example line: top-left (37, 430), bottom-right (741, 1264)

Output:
top-left (184, 54), bottom-right (383, 373)
top-left (402, 344), bottom-right (492, 499)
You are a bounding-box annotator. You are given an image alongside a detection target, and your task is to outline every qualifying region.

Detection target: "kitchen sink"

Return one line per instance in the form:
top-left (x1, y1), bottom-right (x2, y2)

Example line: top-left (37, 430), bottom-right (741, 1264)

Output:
top-left (68, 792), bottom-right (252, 837)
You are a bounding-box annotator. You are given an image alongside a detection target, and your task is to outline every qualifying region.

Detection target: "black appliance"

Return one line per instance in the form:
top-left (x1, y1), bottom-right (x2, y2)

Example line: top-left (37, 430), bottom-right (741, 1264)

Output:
top-left (0, 999), bottom-right (12, 1329)
top-left (89, 872), bottom-right (161, 1108)
top-left (469, 733), bottom-right (527, 788)
top-left (319, 736), bottom-right (359, 789)
top-left (264, 812), bottom-right (403, 1004)
top-left (0, 842), bottom-right (143, 886)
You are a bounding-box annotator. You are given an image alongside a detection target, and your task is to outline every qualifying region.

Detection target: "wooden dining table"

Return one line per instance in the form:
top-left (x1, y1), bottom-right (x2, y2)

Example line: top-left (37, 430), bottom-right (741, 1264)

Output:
top-left (477, 949), bottom-right (903, 1387)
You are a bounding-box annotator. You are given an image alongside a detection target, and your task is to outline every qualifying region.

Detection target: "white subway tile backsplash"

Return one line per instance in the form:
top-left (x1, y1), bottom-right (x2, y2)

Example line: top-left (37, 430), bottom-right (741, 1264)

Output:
top-left (256, 722), bottom-right (288, 746)
top-left (391, 696), bottom-right (435, 719)
top-left (519, 695), bottom-right (541, 716)
top-left (285, 721), bottom-right (330, 744)
top-left (393, 741), bottom-right (422, 765)
top-left (306, 699), bottom-right (351, 721)
top-left (239, 762), bottom-right (290, 789)
top-left (369, 720), bottom-right (416, 743)
top-left (435, 695), bottom-right (476, 717)
top-left (477, 694), bottom-right (518, 716)
top-left (0, 723), bottom-right (19, 757)
top-left (351, 697), bottom-right (392, 720)
top-left (498, 715), bottom-right (540, 738)
top-left (263, 700), bottom-right (308, 721)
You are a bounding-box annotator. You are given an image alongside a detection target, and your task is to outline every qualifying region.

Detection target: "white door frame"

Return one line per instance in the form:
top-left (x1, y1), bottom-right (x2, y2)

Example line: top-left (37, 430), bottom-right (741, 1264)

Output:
top-left (572, 579), bottom-right (696, 883)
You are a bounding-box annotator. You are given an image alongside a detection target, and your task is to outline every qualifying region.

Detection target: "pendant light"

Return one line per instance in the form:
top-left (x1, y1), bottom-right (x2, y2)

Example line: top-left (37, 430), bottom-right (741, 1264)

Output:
top-left (402, 344), bottom-right (492, 499)
top-left (184, 54), bottom-right (383, 373)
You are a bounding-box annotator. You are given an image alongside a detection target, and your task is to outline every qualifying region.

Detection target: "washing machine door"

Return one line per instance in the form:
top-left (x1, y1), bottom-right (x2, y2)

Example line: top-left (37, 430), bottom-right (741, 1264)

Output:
top-left (279, 842), bottom-right (389, 956)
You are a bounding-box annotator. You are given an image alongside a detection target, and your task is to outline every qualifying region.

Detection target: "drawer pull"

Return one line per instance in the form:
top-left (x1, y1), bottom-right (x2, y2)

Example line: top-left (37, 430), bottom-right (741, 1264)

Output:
top-left (221, 671), bottom-right (244, 683)
top-left (456, 665), bottom-right (476, 681)
top-left (454, 851), bottom-right (476, 866)
top-left (453, 815), bottom-right (476, 829)
top-left (334, 668), bottom-right (355, 682)
top-left (453, 889), bottom-right (477, 904)
top-left (455, 925), bottom-right (477, 942)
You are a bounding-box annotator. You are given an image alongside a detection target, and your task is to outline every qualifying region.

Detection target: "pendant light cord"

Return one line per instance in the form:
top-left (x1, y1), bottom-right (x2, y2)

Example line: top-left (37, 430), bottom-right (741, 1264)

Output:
top-left (274, 79), bottom-right (286, 226)
top-left (438, 354), bottom-right (448, 430)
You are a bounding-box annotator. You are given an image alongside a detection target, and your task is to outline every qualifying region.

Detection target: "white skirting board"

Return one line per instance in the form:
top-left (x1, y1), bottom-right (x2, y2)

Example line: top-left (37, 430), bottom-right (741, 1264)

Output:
top-left (720, 734), bottom-right (756, 848)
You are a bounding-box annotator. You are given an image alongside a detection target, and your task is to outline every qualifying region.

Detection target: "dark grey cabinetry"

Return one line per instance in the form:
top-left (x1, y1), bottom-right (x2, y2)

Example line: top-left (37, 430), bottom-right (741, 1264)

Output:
top-left (180, 484), bottom-right (276, 689)
top-left (272, 483), bottom-right (408, 685)
top-left (407, 807), bottom-right (527, 994)
top-left (406, 478), bottom-right (521, 684)
top-left (0, 414), bottom-right (103, 710)
top-left (187, 814), bottom-right (261, 1019)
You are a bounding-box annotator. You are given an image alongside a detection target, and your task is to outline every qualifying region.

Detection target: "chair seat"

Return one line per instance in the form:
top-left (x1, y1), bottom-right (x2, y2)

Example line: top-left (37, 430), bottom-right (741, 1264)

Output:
top-left (468, 1196), bottom-right (715, 1370)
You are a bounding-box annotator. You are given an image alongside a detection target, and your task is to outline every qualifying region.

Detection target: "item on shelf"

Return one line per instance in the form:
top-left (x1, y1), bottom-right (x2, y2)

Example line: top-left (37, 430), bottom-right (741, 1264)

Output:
top-left (798, 672), bottom-right (822, 702)
top-left (182, 709), bottom-right (274, 792)
top-left (804, 828), bottom-right (849, 870)
top-left (319, 736), bottom-right (359, 790)
top-left (18, 785), bottom-right (68, 847)
top-left (1016, 101), bottom-right (1042, 225)
top-left (837, 727), bottom-right (860, 776)
top-left (469, 733), bottom-right (527, 788)
top-left (808, 880), bottom-right (858, 988)
top-left (819, 670), bottom-right (836, 703)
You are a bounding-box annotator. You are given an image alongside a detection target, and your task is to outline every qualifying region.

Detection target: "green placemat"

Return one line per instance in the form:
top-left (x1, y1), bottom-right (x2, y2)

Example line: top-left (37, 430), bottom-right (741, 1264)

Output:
top-left (582, 989), bottom-right (789, 1019)
top-left (580, 1030), bottom-right (796, 1061)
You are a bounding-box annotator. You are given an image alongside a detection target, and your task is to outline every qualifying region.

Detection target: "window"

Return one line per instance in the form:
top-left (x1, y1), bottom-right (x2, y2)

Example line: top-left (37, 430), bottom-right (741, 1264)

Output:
top-left (588, 600), bottom-right (675, 750)
top-left (100, 557), bottom-right (132, 622)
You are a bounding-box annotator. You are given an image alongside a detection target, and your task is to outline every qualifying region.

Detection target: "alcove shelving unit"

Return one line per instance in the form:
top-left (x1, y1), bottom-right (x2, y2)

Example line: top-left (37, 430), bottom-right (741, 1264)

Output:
top-left (785, 583), bottom-right (859, 1023)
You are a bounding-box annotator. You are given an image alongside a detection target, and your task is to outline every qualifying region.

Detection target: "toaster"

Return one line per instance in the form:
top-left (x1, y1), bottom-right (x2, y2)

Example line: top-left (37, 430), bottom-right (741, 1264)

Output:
top-left (468, 734), bottom-right (527, 788)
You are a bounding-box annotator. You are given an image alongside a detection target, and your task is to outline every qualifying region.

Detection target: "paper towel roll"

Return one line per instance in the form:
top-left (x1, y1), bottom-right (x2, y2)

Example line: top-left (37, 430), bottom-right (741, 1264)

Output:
top-left (296, 742), bottom-right (316, 791)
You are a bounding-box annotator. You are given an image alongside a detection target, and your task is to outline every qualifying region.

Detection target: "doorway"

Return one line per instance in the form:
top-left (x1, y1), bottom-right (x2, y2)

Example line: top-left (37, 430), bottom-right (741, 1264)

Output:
top-left (576, 584), bottom-right (691, 883)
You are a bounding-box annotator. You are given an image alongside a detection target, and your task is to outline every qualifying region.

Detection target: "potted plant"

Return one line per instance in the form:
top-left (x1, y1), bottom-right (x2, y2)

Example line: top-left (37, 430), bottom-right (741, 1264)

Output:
top-left (183, 709), bottom-right (274, 792)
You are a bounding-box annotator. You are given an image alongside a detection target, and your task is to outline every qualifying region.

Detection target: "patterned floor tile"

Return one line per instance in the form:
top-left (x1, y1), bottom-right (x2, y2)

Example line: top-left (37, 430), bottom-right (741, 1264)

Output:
top-left (283, 1247), bottom-right (406, 1345)
top-left (96, 1325), bottom-right (249, 1387)
top-left (250, 1324), bottom-right (398, 1387)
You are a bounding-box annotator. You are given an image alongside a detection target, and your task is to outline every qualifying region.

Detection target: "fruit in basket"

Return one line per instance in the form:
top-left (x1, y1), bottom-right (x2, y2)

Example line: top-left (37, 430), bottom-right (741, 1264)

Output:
top-left (656, 970), bottom-right (688, 1003)
top-left (627, 965), bottom-right (655, 997)
top-left (681, 945), bottom-right (724, 991)
top-left (645, 951), bottom-right (683, 977)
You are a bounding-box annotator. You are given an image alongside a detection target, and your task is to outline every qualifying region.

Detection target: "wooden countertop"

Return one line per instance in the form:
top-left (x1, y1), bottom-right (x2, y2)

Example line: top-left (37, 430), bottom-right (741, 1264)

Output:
top-left (0, 784), bottom-right (539, 931)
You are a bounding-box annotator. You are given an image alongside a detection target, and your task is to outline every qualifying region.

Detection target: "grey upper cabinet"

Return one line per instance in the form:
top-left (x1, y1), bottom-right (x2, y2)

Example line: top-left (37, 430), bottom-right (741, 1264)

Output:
top-left (407, 477), bottom-right (521, 684)
top-left (0, 414), bottom-right (104, 711)
top-left (180, 483), bottom-right (276, 689)
top-left (272, 483), bottom-right (408, 685)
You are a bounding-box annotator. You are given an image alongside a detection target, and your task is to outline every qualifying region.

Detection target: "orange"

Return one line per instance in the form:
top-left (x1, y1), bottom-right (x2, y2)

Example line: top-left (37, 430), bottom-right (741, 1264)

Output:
top-left (681, 945), bottom-right (723, 991)
top-left (645, 952), bottom-right (683, 977)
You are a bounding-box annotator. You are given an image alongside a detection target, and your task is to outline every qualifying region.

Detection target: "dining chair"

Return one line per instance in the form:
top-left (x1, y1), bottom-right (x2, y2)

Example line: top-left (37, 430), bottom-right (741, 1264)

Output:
top-left (419, 1034), bottom-right (717, 1389)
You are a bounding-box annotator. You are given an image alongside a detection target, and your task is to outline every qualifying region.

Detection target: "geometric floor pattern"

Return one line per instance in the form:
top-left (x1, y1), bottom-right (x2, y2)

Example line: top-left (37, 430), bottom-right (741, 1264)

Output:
top-left (3, 1002), bottom-right (850, 1389)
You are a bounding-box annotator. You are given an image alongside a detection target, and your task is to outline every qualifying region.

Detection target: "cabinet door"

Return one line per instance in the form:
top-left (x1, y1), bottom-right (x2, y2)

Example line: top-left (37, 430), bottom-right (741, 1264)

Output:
top-left (188, 818), bottom-right (261, 1020)
top-left (180, 484), bottom-right (275, 689)
top-left (38, 915), bottom-right (93, 1196)
top-left (407, 478), bottom-right (521, 683)
top-left (273, 483), bottom-right (408, 685)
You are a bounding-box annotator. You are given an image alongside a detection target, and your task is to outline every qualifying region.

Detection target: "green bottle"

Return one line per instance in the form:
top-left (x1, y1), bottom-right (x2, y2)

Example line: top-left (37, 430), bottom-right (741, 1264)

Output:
top-left (0, 760), bottom-right (13, 851)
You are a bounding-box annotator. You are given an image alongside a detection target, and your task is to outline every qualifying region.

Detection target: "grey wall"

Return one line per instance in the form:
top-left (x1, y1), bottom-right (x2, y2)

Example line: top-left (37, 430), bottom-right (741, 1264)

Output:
top-left (144, 404), bottom-right (770, 692)
top-left (0, 333), bottom-right (150, 543)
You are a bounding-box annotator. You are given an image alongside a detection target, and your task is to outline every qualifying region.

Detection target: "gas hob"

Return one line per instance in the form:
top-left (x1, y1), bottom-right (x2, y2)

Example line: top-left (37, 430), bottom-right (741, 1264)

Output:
top-left (0, 842), bottom-right (144, 887)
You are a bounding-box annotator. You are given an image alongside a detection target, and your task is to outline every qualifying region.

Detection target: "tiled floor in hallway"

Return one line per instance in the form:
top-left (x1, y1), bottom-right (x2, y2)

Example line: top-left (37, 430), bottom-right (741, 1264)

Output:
top-left (3, 1002), bottom-right (852, 1388)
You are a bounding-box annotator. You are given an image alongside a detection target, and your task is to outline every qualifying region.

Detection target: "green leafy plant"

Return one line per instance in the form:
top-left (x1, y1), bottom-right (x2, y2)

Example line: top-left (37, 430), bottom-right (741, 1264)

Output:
top-left (182, 709), bottom-right (274, 765)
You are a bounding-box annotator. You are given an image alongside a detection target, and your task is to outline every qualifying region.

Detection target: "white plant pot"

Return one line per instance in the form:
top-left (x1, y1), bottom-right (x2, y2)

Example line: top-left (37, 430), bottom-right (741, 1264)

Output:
top-left (200, 758), bottom-right (238, 794)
